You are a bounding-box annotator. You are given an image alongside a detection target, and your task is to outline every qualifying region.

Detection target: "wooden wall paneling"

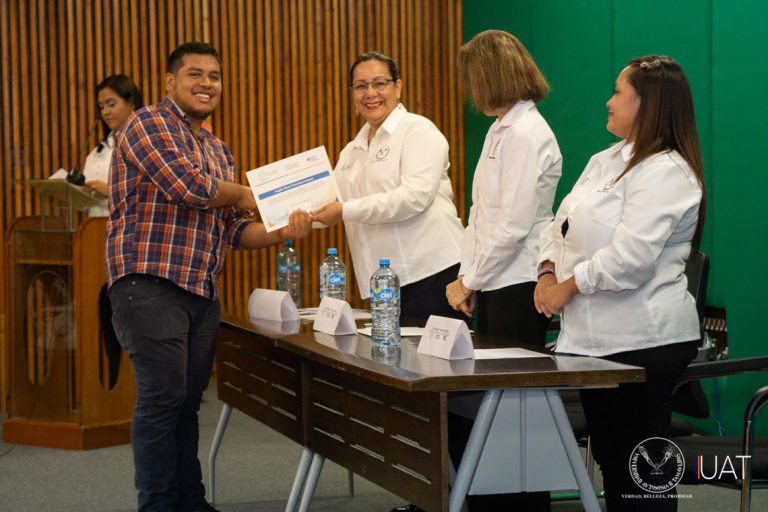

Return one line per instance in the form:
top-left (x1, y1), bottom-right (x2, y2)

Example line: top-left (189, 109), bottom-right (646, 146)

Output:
top-left (224, 0), bottom-right (235, 315)
top-left (304, 0), bottom-right (318, 307)
top-left (236, 0), bottom-right (248, 315)
top-left (137, 1), bottom-right (150, 104)
top-left (65, 0), bottom-right (76, 185)
top-left (19, 0), bottom-right (31, 215)
top-left (147, 0), bottom-right (159, 102)
top-left (0, 0), bottom-right (7, 413)
top-left (118, 0), bottom-right (128, 75)
top-left (7, 0), bottom-right (18, 217)
top-left (84, 0), bottom-right (95, 135)
top-left (94, 0), bottom-right (103, 81)
top-left (235, 0), bottom-right (249, 315)
top-left (104, 0), bottom-right (113, 74)
top-left (1, 0), bottom-right (466, 404)
top-left (28, 0), bottom-right (38, 209)
top-left (110, 0), bottom-right (121, 72)
top-left (243, 0), bottom-right (257, 314)
top-left (160, 0), bottom-right (171, 85)
top-left (49, 1), bottom-right (61, 189)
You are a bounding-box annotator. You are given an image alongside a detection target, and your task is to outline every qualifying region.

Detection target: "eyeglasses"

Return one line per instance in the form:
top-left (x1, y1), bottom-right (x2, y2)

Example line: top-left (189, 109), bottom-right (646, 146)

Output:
top-left (350, 78), bottom-right (395, 94)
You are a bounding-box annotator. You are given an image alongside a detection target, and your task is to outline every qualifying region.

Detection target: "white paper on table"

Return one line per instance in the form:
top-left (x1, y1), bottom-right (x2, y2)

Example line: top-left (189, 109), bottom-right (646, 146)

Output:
top-left (314, 331), bottom-right (359, 353)
top-left (245, 146), bottom-right (342, 232)
top-left (247, 288), bottom-right (299, 321)
top-left (357, 326), bottom-right (424, 337)
top-left (299, 307), bottom-right (371, 321)
top-left (473, 348), bottom-right (552, 360)
top-left (312, 297), bottom-right (357, 335)
top-left (417, 315), bottom-right (474, 360)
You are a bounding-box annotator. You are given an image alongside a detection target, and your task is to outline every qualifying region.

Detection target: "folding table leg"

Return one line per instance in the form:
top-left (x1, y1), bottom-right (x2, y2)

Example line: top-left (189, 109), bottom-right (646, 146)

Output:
top-left (207, 403), bottom-right (233, 505)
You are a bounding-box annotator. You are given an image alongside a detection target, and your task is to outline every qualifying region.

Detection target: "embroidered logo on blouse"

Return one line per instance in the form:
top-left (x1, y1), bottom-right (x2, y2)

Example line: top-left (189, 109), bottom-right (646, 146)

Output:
top-left (597, 176), bottom-right (619, 193)
top-left (340, 163), bottom-right (353, 172)
top-left (488, 136), bottom-right (503, 160)
top-left (375, 146), bottom-right (391, 161)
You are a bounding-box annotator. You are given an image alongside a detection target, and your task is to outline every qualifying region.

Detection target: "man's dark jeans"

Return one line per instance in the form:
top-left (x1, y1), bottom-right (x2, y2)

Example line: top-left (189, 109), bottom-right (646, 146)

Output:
top-left (110, 274), bottom-right (220, 512)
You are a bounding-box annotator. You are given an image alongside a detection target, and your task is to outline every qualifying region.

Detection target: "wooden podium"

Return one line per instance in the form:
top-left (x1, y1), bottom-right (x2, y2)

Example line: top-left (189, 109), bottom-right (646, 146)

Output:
top-left (3, 180), bottom-right (135, 449)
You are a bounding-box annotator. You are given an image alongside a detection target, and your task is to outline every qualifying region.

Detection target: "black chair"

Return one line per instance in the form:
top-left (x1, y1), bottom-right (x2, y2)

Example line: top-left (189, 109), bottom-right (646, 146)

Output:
top-left (671, 357), bottom-right (768, 512)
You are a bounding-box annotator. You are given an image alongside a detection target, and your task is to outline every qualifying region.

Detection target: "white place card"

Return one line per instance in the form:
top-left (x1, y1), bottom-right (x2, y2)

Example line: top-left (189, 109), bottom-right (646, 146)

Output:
top-left (312, 297), bottom-right (357, 335)
top-left (417, 315), bottom-right (474, 360)
top-left (248, 288), bottom-right (299, 321)
top-left (248, 317), bottom-right (301, 336)
top-left (474, 348), bottom-right (552, 360)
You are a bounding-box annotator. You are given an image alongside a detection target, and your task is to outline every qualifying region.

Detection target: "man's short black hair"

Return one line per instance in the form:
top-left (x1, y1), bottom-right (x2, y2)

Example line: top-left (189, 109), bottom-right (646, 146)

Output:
top-left (167, 42), bottom-right (221, 73)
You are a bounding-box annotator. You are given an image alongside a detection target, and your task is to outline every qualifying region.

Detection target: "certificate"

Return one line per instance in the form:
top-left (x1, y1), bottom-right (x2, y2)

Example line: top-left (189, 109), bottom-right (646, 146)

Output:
top-left (246, 146), bottom-right (341, 232)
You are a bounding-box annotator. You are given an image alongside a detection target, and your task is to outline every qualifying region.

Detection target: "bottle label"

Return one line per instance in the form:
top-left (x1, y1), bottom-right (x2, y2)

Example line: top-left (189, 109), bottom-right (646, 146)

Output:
top-left (289, 264), bottom-right (300, 272)
top-left (328, 273), bottom-right (345, 286)
top-left (374, 288), bottom-right (395, 302)
top-left (278, 264), bottom-right (288, 273)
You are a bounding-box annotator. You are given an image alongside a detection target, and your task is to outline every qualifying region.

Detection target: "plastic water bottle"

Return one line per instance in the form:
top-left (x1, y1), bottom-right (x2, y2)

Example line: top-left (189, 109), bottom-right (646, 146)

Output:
top-left (370, 258), bottom-right (400, 346)
top-left (371, 343), bottom-right (401, 365)
top-left (276, 240), bottom-right (301, 307)
top-left (319, 248), bottom-right (347, 301)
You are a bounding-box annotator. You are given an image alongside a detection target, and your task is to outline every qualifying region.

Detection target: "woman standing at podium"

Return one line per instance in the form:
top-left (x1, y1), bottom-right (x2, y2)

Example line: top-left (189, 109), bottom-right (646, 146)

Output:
top-left (82, 74), bottom-right (143, 217)
top-left (535, 55), bottom-right (705, 510)
top-left (83, 74), bottom-right (143, 389)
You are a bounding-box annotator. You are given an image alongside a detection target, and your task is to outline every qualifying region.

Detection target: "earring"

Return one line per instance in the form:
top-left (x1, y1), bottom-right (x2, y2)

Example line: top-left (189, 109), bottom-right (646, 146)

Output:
top-left (355, 109), bottom-right (359, 117)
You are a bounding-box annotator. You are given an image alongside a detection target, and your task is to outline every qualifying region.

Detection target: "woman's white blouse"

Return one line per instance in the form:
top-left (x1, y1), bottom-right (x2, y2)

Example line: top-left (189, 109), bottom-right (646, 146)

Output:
top-left (539, 141), bottom-right (703, 357)
top-left (335, 104), bottom-right (464, 298)
top-left (81, 133), bottom-right (114, 217)
top-left (459, 100), bottom-right (562, 291)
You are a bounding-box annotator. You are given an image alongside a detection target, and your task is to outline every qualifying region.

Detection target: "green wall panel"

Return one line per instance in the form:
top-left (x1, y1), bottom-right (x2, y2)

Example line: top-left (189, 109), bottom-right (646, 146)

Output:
top-left (464, 0), bottom-right (767, 437)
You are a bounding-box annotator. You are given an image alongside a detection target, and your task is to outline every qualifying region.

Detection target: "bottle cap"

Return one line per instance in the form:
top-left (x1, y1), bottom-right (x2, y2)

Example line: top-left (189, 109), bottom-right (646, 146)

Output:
top-left (379, 258), bottom-right (390, 266)
top-left (284, 240), bottom-right (294, 247)
top-left (327, 248), bottom-right (338, 255)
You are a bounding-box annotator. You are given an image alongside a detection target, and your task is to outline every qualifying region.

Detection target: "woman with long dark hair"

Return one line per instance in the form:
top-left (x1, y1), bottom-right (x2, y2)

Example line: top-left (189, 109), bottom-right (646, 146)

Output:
top-left (82, 74), bottom-right (143, 216)
top-left (535, 55), bottom-right (705, 511)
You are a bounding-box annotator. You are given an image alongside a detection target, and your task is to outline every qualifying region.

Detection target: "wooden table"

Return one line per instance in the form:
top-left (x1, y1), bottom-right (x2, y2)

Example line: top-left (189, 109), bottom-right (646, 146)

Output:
top-left (210, 314), bottom-right (644, 511)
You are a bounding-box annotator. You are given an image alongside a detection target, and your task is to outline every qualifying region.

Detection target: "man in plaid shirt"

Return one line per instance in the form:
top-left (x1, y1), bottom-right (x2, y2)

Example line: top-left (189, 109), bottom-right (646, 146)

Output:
top-left (107, 42), bottom-right (310, 512)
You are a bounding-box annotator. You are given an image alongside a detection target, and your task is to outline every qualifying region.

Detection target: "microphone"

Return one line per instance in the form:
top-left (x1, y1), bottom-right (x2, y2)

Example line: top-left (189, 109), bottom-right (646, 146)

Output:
top-left (67, 116), bottom-right (101, 186)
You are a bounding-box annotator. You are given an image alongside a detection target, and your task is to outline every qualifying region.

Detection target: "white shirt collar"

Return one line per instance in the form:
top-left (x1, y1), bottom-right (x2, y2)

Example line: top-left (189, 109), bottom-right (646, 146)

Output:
top-left (351, 103), bottom-right (408, 149)
top-left (495, 99), bottom-right (535, 128)
top-left (381, 102), bottom-right (407, 134)
top-left (104, 132), bottom-right (115, 149)
top-left (620, 141), bottom-right (634, 162)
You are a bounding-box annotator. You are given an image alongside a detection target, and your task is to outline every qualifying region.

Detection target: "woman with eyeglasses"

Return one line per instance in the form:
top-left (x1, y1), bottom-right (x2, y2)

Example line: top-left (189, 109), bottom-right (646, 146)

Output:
top-left (312, 51), bottom-right (465, 322)
top-left (535, 55), bottom-right (705, 510)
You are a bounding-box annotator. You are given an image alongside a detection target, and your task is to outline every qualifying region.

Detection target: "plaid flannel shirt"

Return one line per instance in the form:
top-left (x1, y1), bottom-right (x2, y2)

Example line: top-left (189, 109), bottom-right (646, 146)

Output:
top-left (106, 97), bottom-right (250, 299)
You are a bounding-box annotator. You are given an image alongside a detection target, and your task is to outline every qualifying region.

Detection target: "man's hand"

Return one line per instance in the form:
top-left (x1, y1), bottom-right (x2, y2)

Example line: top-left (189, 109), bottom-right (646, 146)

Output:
top-left (278, 209), bottom-right (312, 240)
top-left (212, 180), bottom-right (257, 216)
top-left (311, 202), bottom-right (343, 226)
top-left (233, 184), bottom-right (257, 216)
